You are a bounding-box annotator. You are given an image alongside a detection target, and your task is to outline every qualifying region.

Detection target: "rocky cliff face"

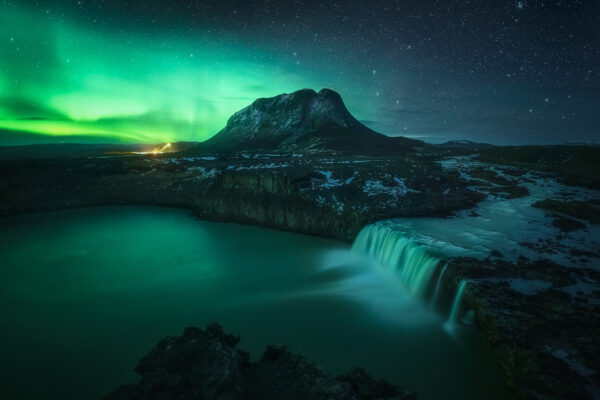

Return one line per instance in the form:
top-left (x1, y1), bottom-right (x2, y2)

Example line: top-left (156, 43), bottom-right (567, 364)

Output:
top-left (0, 153), bottom-right (483, 242)
top-left (195, 89), bottom-right (422, 154)
top-left (103, 323), bottom-right (415, 400)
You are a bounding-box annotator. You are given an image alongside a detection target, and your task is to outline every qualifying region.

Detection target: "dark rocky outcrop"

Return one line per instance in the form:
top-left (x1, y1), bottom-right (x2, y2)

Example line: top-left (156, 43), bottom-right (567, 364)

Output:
top-left (478, 145), bottom-right (600, 189)
top-left (104, 323), bottom-right (415, 400)
top-left (0, 153), bottom-right (483, 242)
top-left (192, 89), bottom-right (423, 154)
top-left (533, 199), bottom-right (600, 225)
top-left (435, 257), bottom-right (600, 400)
top-left (551, 215), bottom-right (586, 232)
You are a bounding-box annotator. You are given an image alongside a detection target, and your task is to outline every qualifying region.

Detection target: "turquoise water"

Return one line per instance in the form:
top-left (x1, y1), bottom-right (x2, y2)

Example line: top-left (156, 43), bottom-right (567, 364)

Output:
top-left (0, 207), bottom-right (508, 400)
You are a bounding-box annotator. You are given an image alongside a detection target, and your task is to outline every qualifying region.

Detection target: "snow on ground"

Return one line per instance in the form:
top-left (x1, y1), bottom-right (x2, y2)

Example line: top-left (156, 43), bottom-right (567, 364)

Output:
top-left (239, 153), bottom-right (283, 159)
top-left (186, 166), bottom-right (220, 179)
top-left (331, 195), bottom-right (344, 214)
top-left (363, 177), bottom-right (420, 197)
top-left (547, 347), bottom-right (595, 377)
top-left (226, 162), bottom-right (290, 170)
top-left (141, 168), bottom-right (157, 176)
top-left (180, 156), bottom-right (217, 161)
top-left (315, 170), bottom-right (343, 189)
top-left (310, 170), bottom-right (360, 190)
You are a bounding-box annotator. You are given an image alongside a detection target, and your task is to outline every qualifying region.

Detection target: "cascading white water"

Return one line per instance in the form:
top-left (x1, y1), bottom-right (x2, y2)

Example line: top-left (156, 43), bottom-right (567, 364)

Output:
top-left (444, 280), bottom-right (469, 334)
top-left (431, 264), bottom-right (448, 308)
top-left (352, 223), bottom-right (439, 297)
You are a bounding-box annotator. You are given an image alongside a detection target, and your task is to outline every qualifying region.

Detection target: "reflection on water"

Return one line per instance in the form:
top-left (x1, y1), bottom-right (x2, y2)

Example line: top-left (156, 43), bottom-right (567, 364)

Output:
top-left (0, 206), bottom-right (508, 400)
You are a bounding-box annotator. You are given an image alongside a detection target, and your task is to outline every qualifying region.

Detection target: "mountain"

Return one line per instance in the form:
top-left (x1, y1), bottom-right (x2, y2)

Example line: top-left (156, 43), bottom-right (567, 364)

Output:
top-left (193, 88), bottom-right (423, 153)
top-left (437, 140), bottom-right (493, 149)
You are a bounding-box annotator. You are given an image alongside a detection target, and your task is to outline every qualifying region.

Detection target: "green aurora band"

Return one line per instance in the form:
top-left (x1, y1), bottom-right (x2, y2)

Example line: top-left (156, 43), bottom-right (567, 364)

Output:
top-left (0, 4), bottom-right (376, 145)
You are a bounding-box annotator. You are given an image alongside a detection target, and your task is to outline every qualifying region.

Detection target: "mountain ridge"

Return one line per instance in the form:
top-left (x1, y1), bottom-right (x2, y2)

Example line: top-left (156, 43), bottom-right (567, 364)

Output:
top-left (193, 88), bottom-right (423, 154)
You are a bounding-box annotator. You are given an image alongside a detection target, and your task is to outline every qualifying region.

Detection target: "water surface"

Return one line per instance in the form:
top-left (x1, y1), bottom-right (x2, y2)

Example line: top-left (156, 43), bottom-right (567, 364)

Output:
top-left (0, 206), bottom-right (507, 400)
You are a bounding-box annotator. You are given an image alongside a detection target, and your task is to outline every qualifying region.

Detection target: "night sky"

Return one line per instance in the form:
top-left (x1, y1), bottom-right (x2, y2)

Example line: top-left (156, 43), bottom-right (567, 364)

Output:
top-left (1, 0), bottom-right (598, 145)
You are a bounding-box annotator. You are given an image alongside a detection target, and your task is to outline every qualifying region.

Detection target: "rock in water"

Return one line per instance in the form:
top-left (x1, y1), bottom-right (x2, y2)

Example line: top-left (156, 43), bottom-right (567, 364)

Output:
top-left (103, 323), bottom-right (415, 400)
top-left (194, 88), bottom-right (423, 154)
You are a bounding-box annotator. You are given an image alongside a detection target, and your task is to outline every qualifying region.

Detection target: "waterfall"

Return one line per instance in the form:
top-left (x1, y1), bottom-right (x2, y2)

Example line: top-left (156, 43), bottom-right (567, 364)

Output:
top-left (431, 264), bottom-right (448, 308)
top-left (352, 223), bottom-right (439, 297)
top-left (462, 309), bottom-right (475, 325)
top-left (444, 280), bottom-right (469, 334)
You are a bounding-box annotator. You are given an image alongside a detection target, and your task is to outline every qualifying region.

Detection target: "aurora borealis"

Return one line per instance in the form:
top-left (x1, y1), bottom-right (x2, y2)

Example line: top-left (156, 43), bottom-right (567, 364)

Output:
top-left (0, 3), bottom-right (340, 144)
top-left (1, 0), bottom-right (599, 145)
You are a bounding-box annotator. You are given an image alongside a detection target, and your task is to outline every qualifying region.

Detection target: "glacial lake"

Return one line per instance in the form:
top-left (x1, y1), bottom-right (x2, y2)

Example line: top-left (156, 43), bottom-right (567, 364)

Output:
top-left (0, 206), bottom-right (508, 400)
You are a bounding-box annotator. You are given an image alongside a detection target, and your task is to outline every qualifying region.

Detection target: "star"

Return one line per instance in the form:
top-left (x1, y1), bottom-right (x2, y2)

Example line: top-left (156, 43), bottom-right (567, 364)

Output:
top-left (0, 0), bottom-right (596, 145)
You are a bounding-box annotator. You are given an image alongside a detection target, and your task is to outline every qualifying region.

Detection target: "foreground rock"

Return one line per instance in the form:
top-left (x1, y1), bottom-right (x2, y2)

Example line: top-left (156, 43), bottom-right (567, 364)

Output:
top-left (104, 323), bottom-right (415, 400)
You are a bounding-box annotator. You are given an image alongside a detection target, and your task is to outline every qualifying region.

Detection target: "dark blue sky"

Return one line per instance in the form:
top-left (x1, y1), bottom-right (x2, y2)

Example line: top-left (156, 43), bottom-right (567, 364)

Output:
top-left (2, 0), bottom-right (599, 145)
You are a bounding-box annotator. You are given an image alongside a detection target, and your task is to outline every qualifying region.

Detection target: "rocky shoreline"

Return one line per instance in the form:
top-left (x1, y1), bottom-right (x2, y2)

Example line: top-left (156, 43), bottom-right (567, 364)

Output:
top-left (104, 323), bottom-right (415, 400)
